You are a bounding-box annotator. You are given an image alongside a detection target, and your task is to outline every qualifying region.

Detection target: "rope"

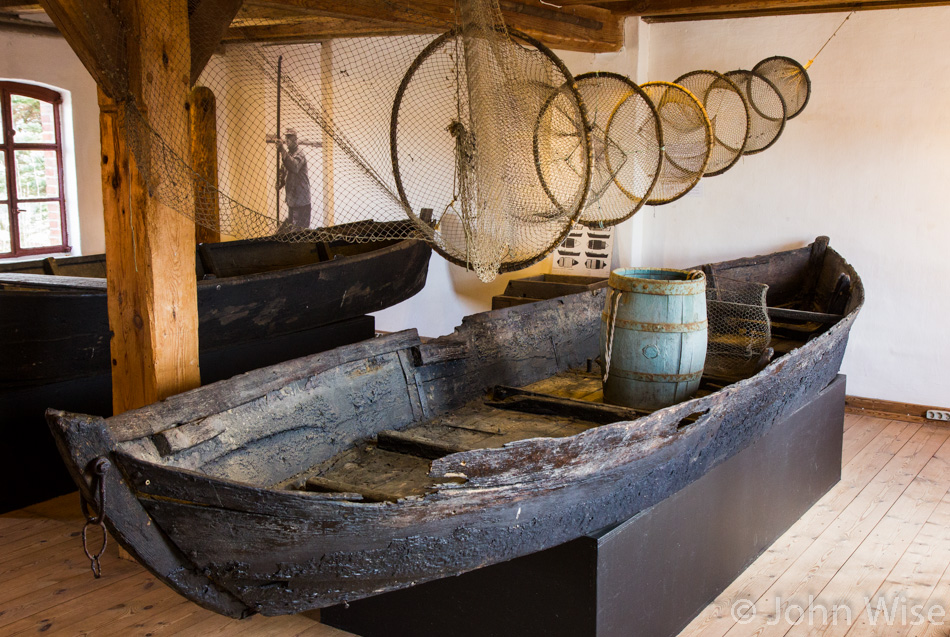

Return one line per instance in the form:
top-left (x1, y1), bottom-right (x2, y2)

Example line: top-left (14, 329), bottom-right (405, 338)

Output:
top-left (602, 287), bottom-right (622, 384)
top-left (805, 11), bottom-right (854, 70)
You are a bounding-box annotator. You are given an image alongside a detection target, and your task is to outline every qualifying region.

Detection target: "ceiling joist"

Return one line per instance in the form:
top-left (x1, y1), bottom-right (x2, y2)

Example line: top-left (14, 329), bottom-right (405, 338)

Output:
top-left (238, 0), bottom-right (622, 52)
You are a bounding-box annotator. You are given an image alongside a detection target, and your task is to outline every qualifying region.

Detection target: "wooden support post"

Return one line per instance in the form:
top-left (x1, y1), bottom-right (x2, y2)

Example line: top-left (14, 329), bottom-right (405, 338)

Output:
top-left (320, 41), bottom-right (334, 226)
top-left (190, 86), bottom-right (221, 244)
top-left (98, 0), bottom-right (200, 414)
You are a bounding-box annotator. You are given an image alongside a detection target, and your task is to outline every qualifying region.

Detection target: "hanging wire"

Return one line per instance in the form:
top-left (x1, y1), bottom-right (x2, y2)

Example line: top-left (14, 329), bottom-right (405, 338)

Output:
top-left (805, 11), bottom-right (854, 69)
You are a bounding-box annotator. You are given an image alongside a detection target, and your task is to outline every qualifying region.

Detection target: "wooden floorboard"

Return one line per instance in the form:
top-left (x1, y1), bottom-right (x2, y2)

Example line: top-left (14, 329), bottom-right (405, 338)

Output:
top-left (680, 418), bottom-right (950, 637)
top-left (0, 493), bottom-right (352, 636)
top-left (3, 416), bottom-right (949, 635)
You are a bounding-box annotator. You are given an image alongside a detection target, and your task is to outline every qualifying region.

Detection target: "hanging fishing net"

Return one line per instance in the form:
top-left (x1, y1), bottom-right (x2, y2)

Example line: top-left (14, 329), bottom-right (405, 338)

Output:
top-left (568, 72), bottom-right (662, 228)
top-left (58, 0), bottom-right (590, 282)
top-left (637, 82), bottom-right (712, 205)
top-left (724, 70), bottom-right (787, 155)
top-left (673, 71), bottom-right (749, 177)
top-left (392, 22), bottom-right (590, 280)
top-left (752, 56), bottom-right (811, 120)
top-left (703, 275), bottom-right (771, 381)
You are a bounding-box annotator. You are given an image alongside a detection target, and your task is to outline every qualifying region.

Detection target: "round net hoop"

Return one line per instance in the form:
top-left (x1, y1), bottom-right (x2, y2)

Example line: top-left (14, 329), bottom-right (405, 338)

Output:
top-left (391, 26), bottom-right (591, 278)
top-left (674, 70), bottom-right (749, 177)
top-left (572, 72), bottom-right (662, 228)
top-left (725, 70), bottom-right (787, 155)
top-left (752, 56), bottom-right (811, 120)
top-left (638, 81), bottom-right (712, 206)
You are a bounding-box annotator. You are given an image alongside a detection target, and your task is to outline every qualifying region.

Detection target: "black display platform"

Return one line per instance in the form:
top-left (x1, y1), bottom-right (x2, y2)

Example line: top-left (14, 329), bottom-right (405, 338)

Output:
top-left (323, 374), bottom-right (846, 637)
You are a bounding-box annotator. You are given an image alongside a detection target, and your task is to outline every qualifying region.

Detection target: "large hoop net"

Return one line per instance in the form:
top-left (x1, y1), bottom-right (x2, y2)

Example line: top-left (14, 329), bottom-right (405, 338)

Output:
top-left (64, 0), bottom-right (589, 282)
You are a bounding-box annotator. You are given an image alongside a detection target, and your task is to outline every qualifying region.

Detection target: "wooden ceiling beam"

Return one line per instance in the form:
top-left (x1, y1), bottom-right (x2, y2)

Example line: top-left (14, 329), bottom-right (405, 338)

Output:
top-left (0, 1), bottom-right (41, 8)
top-left (0, 13), bottom-right (58, 35)
top-left (190, 0), bottom-right (245, 84)
top-left (240, 0), bottom-right (623, 52)
top-left (37, 0), bottom-right (128, 98)
top-left (228, 15), bottom-right (438, 41)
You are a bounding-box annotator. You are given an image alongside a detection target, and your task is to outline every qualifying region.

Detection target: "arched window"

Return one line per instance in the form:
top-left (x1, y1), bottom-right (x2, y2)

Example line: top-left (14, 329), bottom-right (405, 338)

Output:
top-left (0, 81), bottom-right (68, 258)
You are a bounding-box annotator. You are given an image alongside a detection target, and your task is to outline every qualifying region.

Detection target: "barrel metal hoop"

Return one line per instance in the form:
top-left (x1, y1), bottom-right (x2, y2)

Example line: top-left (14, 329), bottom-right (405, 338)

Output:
top-left (608, 368), bottom-right (704, 383)
top-left (607, 269), bottom-right (706, 296)
top-left (601, 315), bottom-right (707, 333)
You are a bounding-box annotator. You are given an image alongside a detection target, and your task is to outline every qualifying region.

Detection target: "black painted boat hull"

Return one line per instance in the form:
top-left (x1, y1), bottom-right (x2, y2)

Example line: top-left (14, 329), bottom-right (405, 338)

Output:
top-left (2, 229), bottom-right (430, 512)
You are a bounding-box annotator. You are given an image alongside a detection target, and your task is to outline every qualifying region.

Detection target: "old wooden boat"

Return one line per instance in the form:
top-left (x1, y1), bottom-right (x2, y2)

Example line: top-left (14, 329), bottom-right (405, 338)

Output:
top-left (1, 221), bottom-right (430, 512)
top-left (48, 236), bottom-right (862, 618)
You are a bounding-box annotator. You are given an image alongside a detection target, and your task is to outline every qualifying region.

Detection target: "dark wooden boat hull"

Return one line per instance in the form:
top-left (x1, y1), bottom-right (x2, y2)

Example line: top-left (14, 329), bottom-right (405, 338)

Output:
top-left (1, 231), bottom-right (429, 512)
top-left (48, 239), bottom-right (862, 618)
top-left (1, 234), bottom-right (431, 387)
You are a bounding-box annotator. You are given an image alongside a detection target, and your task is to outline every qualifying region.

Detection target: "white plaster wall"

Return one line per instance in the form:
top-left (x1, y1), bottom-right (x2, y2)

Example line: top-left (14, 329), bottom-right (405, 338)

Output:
top-left (640, 8), bottom-right (950, 405)
top-left (0, 29), bottom-right (103, 256)
top-left (374, 17), bottom-right (643, 338)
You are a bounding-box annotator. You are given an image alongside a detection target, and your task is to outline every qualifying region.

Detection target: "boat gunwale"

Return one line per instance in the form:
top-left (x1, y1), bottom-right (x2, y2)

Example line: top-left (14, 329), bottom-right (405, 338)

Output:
top-left (103, 243), bottom-right (862, 503)
top-left (0, 236), bottom-right (428, 294)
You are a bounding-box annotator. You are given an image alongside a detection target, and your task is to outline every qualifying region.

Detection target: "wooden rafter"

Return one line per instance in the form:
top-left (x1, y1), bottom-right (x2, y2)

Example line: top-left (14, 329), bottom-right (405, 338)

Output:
top-left (190, 0), bottom-right (245, 84)
top-left (36, 0), bottom-right (127, 98)
top-left (238, 0), bottom-right (623, 52)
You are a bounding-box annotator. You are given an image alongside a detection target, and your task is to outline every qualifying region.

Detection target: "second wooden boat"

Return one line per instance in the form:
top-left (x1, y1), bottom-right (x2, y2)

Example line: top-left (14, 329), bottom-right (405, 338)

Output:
top-left (1, 221), bottom-right (430, 512)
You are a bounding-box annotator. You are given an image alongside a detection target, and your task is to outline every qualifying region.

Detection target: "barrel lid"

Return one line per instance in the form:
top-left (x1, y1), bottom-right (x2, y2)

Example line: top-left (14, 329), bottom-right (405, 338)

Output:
top-left (608, 268), bottom-right (705, 295)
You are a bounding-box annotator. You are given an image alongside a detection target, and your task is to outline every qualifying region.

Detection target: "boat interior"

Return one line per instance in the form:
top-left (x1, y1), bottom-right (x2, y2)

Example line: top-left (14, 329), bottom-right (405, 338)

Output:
top-left (109, 241), bottom-right (857, 507)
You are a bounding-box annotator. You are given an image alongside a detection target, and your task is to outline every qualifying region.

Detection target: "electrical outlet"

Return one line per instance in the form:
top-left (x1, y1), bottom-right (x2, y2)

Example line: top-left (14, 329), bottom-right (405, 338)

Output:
top-left (925, 410), bottom-right (950, 421)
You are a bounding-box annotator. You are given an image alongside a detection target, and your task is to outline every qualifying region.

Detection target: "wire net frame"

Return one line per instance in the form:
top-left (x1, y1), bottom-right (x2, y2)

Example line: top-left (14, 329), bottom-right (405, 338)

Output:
top-left (673, 70), bottom-right (750, 177)
top-left (704, 275), bottom-right (772, 380)
top-left (390, 25), bottom-right (592, 277)
top-left (636, 81), bottom-right (713, 206)
top-left (66, 0), bottom-right (596, 282)
top-left (571, 72), bottom-right (663, 228)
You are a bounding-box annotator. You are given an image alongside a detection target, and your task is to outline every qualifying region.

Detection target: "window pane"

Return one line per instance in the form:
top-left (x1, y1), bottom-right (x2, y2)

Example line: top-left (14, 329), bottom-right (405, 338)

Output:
top-left (15, 149), bottom-right (59, 199)
top-left (17, 200), bottom-right (63, 250)
top-left (11, 94), bottom-right (56, 144)
top-left (0, 204), bottom-right (11, 253)
top-left (0, 151), bottom-right (6, 200)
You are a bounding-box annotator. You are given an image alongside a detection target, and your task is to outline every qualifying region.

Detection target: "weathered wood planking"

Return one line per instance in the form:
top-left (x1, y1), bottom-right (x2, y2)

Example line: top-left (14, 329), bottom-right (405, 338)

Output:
top-left (47, 238), bottom-right (863, 617)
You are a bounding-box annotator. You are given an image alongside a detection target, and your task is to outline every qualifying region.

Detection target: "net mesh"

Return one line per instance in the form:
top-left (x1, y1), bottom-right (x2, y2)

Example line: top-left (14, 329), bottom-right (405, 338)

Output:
top-left (704, 276), bottom-right (772, 380)
top-left (393, 22), bottom-right (590, 281)
top-left (752, 56), bottom-right (811, 120)
top-left (66, 0), bottom-right (590, 282)
top-left (573, 72), bottom-right (662, 228)
top-left (724, 70), bottom-right (787, 155)
top-left (639, 82), bottom-right (712, 205)
top-left (674, 71), bottom-right (749, 177)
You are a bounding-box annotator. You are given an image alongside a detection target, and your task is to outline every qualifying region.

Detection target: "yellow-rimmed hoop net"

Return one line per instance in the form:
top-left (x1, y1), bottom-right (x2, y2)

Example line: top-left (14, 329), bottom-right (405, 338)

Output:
top-left (674, 71), bottom-right (749, 177)
top-left (724, 70), bottom-right (787, 155)
top-left (570, 72), bottom-right (662, 228)
top-left (638, 82), bottom-right (712, 205)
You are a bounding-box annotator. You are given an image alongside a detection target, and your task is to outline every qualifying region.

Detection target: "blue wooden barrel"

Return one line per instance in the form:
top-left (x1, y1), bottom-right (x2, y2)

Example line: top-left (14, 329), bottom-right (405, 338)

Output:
top-left (601, 268), bottom-right (707, 410)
